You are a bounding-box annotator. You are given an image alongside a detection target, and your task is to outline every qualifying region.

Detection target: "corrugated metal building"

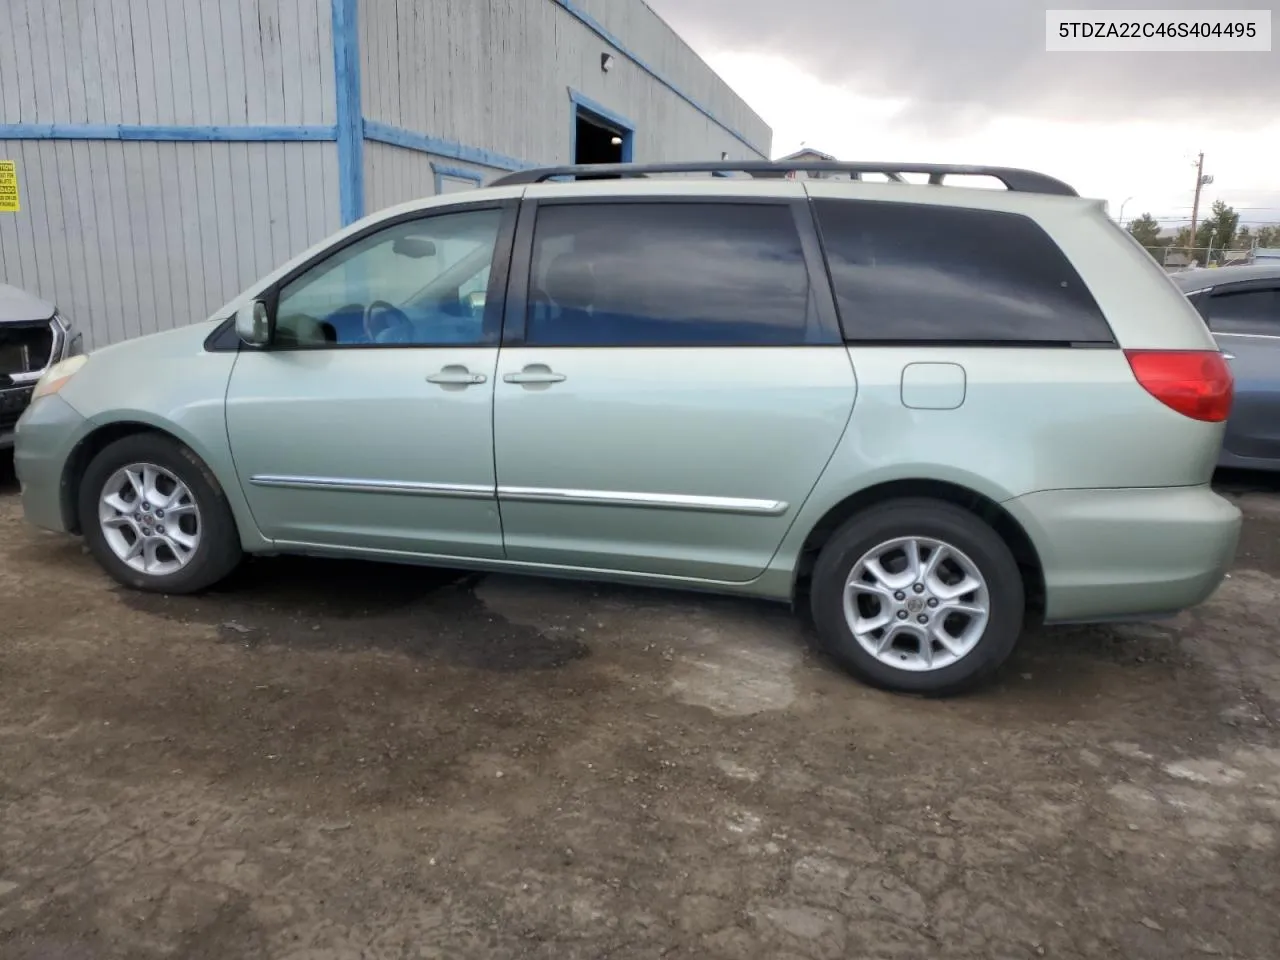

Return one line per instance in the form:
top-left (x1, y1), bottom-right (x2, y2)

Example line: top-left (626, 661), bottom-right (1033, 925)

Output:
top-left (0, 0), bottom-right (771, 349)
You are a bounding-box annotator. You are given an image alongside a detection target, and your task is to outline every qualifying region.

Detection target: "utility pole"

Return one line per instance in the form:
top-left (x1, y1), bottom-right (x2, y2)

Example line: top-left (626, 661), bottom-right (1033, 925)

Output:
top-left (1189, 151), bottom-right (1206, 253)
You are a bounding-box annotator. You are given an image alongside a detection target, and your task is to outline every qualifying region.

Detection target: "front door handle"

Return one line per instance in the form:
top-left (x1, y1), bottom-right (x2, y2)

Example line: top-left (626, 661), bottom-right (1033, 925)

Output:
top-left (503, 363), bottom-right (566, 385)
top-left (426, 364), bottom-right (487, 386)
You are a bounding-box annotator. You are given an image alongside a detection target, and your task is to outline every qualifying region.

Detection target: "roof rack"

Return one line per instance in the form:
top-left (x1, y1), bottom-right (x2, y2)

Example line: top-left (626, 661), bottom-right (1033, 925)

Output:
top-left (489, 161), bottom-right (1078, 197)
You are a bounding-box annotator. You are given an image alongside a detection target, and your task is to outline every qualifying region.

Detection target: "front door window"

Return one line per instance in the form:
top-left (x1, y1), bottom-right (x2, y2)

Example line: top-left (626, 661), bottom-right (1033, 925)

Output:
top-left (274, 208), bottom-right (504, 347)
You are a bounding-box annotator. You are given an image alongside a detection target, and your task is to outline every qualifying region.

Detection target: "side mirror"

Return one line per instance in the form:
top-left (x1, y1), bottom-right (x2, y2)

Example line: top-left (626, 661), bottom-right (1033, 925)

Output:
top-left (234, 299), bottom-right (272, 346)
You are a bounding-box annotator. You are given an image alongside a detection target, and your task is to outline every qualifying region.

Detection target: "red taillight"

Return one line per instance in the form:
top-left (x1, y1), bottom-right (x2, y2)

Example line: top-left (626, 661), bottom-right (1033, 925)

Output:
top-left (1124, 349), bottom-right (1234, 422)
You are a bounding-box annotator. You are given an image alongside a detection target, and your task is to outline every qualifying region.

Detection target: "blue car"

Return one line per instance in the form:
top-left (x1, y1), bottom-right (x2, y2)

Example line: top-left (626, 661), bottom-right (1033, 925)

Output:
top-left (1175, 264), bottom-right (1280, 471)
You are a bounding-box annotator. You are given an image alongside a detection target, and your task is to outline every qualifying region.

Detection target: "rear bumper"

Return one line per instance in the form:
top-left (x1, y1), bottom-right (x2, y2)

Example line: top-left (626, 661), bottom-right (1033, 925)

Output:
top-left (1003, 485), bottom-right (1241, 624)
top-left (13, 394), bottom-right (88, 533)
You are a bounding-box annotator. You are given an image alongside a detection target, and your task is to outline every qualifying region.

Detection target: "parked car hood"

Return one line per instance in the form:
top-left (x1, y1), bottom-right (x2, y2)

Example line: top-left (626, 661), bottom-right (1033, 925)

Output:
top-left (0, 284), bottom-right (55, 323)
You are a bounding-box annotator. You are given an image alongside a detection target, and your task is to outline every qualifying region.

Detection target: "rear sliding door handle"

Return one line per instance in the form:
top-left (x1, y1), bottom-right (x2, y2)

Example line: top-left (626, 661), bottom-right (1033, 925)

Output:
top-left (503, 364), bottom-right (566, 385)
top-left (1222, 352), bottom-right (1236, 360)
top-left (427, 364), bottom-right (487, 385)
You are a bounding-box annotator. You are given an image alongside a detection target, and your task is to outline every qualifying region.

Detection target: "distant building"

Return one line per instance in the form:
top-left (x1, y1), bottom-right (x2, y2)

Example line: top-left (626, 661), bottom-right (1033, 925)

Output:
top-left (776, 148), bottom-right (849, 179)
top-left (778, 148), bottom-right (837, 164)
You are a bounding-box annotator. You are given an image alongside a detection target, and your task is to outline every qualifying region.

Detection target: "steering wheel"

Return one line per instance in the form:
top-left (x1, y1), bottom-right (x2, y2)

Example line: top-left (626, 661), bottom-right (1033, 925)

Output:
top-left (362, 300), bottom-right (413, 343)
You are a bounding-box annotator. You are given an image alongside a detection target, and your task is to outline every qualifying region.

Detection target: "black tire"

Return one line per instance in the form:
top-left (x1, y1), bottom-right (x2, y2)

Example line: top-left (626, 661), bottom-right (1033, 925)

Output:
top-left (810, 498), bottom-right (1024, 696)
top-left (78, 433), bottom-right (243, 593)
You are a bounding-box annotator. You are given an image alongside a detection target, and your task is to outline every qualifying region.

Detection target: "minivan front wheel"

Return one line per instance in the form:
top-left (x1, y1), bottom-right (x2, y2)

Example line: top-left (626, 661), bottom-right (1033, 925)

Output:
top-left (79, 433), bottom-right (242, 593)
top-left (810, 499), bottom-right (1024, 695)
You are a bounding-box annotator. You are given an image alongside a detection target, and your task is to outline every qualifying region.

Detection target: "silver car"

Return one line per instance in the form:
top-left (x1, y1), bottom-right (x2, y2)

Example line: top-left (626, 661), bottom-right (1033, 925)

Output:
top-left (1, 284), bottom-right (83, 450)
top-left (1175, 264), bottom-right (1280, 471)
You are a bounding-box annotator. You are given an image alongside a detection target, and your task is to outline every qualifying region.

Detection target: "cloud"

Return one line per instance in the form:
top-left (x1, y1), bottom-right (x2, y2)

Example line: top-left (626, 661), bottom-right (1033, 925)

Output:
top-left (647, 0), bottom-right (1277, 130)
top-left (696, 49), bottom-right (1280, 223)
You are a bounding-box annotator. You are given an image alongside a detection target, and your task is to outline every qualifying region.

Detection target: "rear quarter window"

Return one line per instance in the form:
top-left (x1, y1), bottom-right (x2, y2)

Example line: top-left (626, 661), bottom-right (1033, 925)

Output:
top-left (813, 198), bottom-right (1114, 344)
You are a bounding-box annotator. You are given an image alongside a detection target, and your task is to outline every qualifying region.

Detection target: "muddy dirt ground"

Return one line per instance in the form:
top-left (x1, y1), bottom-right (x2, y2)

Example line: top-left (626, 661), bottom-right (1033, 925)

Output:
top-left (2, 456), bottom-right (1278, 960)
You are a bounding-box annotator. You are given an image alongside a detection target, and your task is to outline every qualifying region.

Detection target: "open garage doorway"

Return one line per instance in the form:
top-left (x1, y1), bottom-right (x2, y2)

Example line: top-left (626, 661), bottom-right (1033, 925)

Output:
top-left (570, 91), bottom-right (634, 168)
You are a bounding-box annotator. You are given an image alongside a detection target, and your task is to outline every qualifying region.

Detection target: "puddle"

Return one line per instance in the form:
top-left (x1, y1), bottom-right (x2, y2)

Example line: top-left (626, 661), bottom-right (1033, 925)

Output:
top-left (121, 555), bottom-right (590, 672)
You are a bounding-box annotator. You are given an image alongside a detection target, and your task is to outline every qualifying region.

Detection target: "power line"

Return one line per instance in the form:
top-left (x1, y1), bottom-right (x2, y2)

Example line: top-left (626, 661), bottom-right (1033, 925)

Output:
top-left (1141, 222), bottom-right (1280, 228)
top-left (1144, 215), bottom-right (1280, 222)
top-left (1162, 207), bottom-right (1280, 213)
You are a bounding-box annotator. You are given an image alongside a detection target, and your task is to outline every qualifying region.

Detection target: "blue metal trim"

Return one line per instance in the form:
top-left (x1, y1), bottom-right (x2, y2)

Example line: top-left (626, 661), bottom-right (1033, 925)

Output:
top-left (550, 0), bottom-right (766, 157)
top-left (568, 89), bottom-right (635, 163)
top-left (568, 90), bottom-right (635, 136)
top-left (0, 123), bottom-right (336, 141)
top-left (431, 162), bottom-right (485, 192)
top-left (332, 0), bottom-right (364, 225)
top-left (363, 121), bottom-right (539, 172)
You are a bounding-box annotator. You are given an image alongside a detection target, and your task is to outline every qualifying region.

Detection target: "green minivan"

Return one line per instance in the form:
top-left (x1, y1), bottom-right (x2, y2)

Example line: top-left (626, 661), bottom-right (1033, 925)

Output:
top-left (15, 161), bottom-right (1240, 694)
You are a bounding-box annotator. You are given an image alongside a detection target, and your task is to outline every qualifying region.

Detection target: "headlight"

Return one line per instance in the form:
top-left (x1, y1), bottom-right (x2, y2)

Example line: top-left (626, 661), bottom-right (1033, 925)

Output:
top-left (32, 354), bottom-right (89, 401)
top-left (51, 311), bottom-right (84, 358)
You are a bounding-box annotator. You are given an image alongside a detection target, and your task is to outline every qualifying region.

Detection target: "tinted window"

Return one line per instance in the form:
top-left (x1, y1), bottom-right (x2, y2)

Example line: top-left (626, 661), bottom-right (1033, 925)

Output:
top-left (1206, 287), bottom-right (1280, 336)
top-left (275, 208), bottom-right (502, 347)
top-left (814, 199), bottom-right (1113, 344)
top-left (525, 203), bottom-right (828, 346)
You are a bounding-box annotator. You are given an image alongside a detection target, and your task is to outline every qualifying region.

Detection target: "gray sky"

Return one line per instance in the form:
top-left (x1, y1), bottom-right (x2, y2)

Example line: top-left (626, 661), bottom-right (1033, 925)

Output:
top-left (651, 0), bottom-right (1275, 128)
top-left (647, 0), bottom-right (1280, 229)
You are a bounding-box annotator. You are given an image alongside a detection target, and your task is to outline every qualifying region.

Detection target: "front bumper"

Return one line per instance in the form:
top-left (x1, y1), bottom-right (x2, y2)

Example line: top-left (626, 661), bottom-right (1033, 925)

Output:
top-left (0, 383), bottom-right (36, 449)
top-left (13, 394), bottom-right (88, 533)
top-left (1004, 485), bottom-right (1241, 623)
top-left (2, 315), bottom-right (82, 450)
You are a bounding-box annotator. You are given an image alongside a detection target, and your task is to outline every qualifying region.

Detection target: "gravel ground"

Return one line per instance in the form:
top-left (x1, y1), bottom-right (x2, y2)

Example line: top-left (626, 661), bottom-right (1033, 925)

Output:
top-left (2, 455), bottom-right (1278, 960)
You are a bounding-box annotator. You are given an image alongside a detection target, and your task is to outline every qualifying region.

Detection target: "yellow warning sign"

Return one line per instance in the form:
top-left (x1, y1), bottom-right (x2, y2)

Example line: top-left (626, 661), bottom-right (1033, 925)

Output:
top-left (0, 160), bottom-right (20, 212)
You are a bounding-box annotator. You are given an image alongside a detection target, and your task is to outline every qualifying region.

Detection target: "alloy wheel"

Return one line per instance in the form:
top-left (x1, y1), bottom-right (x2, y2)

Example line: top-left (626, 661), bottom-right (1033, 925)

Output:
top-left (98, 462), bottom-right (202, 576)
top-left (842, 535), bottom-right (991, 671)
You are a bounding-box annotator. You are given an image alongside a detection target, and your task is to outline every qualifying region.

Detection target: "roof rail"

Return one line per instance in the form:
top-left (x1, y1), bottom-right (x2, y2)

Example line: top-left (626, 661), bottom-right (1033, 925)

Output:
top-left (489, 161), bottom-right (1078, 196)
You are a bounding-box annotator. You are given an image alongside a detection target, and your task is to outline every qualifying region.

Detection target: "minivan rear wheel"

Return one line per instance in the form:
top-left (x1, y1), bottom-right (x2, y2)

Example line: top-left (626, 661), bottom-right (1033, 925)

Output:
top-left (810, 498), bottom-right (1024, 695)
top-left (79, 433), bottom-right (242, 593)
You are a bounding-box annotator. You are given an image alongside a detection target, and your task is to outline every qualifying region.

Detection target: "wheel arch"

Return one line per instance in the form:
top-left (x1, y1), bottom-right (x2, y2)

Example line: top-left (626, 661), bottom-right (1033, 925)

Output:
top-left (60, 414), bottom-right (260, 549)
top-left (790, 477), bottom-right (1045, 623)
